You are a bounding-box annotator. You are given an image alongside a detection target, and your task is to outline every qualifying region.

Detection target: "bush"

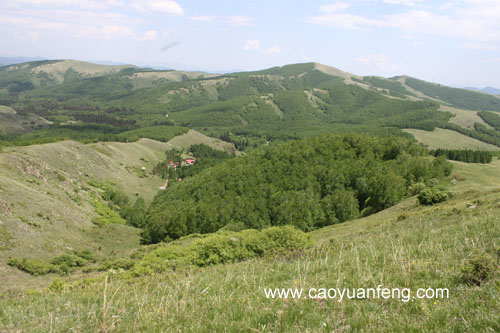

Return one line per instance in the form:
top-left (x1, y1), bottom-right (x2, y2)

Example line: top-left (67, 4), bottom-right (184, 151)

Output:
top-left (49, 278), bottom-right (65, 292)
top-left (408, 182), bottom-right (426, 196)
top-left (218, 222), bottom-right (247, 232)
top-left (136, 226), bottom-right (312, 273)
top-left (7, 258), bottom-right (56, 276)
top-left (73, 249), bottom-right (95, 262)
top-left (460, 251), bottom-right (496, 286)
top-left (50, 254), bottom-right (87, 268)
top-left (417, 187), bottom-right (450, 205)
top-left (98, 258), bottom-right (136, 271)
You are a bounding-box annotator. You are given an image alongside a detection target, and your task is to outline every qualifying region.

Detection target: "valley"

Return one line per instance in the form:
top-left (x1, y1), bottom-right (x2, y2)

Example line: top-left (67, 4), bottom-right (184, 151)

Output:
top-left (0, 59), bottom-right (499, 331)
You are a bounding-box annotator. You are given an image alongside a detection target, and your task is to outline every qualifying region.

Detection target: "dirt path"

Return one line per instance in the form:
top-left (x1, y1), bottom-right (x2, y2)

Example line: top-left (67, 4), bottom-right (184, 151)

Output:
top-left (159, 167), bottom-right (169, 190)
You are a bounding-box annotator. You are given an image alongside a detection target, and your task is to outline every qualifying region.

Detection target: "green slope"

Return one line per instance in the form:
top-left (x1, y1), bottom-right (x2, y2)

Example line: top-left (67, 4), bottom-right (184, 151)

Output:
top-left (4, 60), bottom-right (500, 152)
top-left (0, 135), bottom-right (204, 290)
top-left (392, 75), bottom-right (500, 111)
top-left (1, 158), bottom-right (498, 331)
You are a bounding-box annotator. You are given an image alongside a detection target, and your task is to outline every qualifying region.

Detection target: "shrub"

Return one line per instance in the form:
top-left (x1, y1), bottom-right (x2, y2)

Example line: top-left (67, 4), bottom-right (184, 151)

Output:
top-left (49, 278), bottom-right (65, 292)
top-left (50, 254), bottom-right (87, 268)
top-left (98, 258), bottom-right (136, 271)
top-left (417, 187), bottom-right (450, 205)
top-left (7, 258), bottom-right (56, 276)
top-left (261, 226), bottom-right (312, 254)
top-left (74, 249), bottom-right (95, 262)
top-left (219, 221), bottom-right (247, 232)
top-left (136, 226), bottom-right (312, 273)
top-left (396, 213), bottom-right (409, 221)
top-left (460, 251), bottom-right (496, 286)
top-left (134, 245), bottom-right (191, 273)
top-left (408, 182), bottom-right (426, 196)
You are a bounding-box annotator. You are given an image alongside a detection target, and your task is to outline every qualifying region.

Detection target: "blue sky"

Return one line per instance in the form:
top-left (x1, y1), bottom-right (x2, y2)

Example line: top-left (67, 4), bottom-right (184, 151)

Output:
top-left (1, 0), bottom-right (500, 87)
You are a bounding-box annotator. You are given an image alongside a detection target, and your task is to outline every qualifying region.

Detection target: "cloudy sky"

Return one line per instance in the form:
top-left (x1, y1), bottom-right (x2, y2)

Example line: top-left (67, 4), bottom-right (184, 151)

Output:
top-left (1, 0), bottom-right (500, 87)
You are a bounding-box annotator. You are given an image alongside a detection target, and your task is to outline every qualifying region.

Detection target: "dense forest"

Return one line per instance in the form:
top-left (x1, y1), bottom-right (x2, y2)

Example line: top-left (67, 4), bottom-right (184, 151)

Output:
top-left (430, 149), bottom-right (493, 163)
top-left (397, 76), bottom-right (500, 111)
top-left (0, 61), bottom-right (455, 150)
top-left (143, 134), bottom-right (452, 243)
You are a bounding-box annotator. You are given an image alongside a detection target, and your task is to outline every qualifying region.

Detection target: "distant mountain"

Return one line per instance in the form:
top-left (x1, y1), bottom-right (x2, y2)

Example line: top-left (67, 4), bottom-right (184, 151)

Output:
top-left (0, 56), bottom-right (46, 66)
top-left (483, 86), bottom-right (500, 95)
top-left (465, 86), bottom-right (500, 95)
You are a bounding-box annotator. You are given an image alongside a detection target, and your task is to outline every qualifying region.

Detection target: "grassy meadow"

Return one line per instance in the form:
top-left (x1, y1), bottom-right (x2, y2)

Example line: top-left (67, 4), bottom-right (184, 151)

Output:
top-left (403, 128), bottom-right (500, 151)
top-left (1, 159), bottom-right (499, 331)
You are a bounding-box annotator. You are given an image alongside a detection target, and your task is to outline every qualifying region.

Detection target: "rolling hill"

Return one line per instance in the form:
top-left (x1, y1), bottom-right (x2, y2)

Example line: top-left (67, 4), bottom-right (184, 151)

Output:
top-left (2, 59), bottom-right (500, 152)
top-left (0, 129), bottom-right (232, 290)
top-left (1, 141), bottom-right (498, 331)
top-left (1, 60), bottom-right (499, 331)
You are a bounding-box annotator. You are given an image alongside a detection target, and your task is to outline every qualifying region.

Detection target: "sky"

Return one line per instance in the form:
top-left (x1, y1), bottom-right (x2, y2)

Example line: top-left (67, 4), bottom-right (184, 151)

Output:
top-left (1, 0), bottom-right (500, 87)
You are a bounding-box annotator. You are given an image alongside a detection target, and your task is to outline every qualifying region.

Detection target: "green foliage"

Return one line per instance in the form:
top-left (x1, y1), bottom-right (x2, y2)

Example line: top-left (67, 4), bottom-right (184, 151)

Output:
top-left (1, 62), bottom-right (455, 150)
top-left (50, 254), bottom-right (87, 268)
top-left (91, 197), bottom-right (126, 226)
top-left (7, 258), bottom-right (56, 276)
top-left (477, 111), bottom-right (500, 131)
top-left (136, 226), bottom-right (311, 272)
top-left (121, 197), bottom-right (147, 228)
top-left (408, 182), bottom-right (427, 195)
top-left (431, 148), bottom-right (493, 163)
top-left (116, 126), bottom-right (188, 142)
top-left (363, 76), bottom-right (413, 97)
top-left (0, 124), bottom-right (188, 147)
top-left (98, 258), bottom-right (136, 271)
top-left (145, 134), bottom-right (452, 242)
top-left (402, 76), bottom-right (500, 111)
top-left (440, 122), bottom-right (500, 148)
top-left (417, 187), bottom-right (450, 205)
top-left (460, 251), bottom-right (497, 286)
top-left (48, 278), bottom-right (65, 292)
top-left (73, 249), bottom-right (95, 262)
top-left (8, 249), bottom-right (96, 276)
top-left (154, 144), bottom-right (233, 181)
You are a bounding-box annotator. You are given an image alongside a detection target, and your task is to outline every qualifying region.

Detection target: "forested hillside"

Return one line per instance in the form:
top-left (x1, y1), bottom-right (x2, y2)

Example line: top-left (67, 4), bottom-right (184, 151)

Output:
top-left (0, 61), bottom-right (449, 150)
top-left (144, 134), bottom-right (452, 242)
top-left (2, 60), bottom-right (500, 153)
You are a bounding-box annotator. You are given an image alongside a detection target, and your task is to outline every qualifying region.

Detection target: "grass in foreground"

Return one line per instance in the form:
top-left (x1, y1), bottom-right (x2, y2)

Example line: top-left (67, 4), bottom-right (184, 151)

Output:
top-left (1, 167), bottom-right (499, 331)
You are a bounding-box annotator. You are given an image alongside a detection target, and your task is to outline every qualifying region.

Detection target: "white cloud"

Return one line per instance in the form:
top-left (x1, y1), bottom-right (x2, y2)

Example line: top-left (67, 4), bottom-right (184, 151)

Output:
top-left (306, 1), bottom-right (500, 44)
top-left (75, 25), bottom-right (134, 39)
top-left (305, 3), bottom-right (386, 30)
top-left (382, 0), bottom-right (424, 6)
top-left (138, 30), bottom-right (158, 41)
top-left (130, 0), bottom-right (184, 16)
top-left (189, 16), bottom-right (214, 22)
top-left (13, 0), bottom-right (124, 10)
top-left (244, 39), bottom-right (261, 50)
top-left (265, 45), bottom-right (284, 54)
top-left (228, 16), bottom-right (253, 27)
top-left (461, 42), bottom-right (497, 50)
top-left (319, 2), bottom-right (350, 13)
top-left (356, 53), bottom-right (402, 71)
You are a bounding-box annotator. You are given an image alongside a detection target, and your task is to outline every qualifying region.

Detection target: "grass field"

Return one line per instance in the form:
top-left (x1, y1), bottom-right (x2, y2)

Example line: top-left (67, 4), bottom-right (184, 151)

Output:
top-left (1, 157), bottom-right (499, 331)
top-left (404, 128), bottom-right (500, 150)
top-left (0, 106), bottom-right (16, 114)
top-left (167, 129), bottom-right (234, 153)
top-left (440, 105), bottom-right (492, 129)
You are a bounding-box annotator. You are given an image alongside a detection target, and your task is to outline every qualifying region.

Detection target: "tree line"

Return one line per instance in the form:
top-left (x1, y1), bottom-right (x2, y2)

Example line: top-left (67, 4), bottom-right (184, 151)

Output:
top-left (143, 134), bottom-right (452, 243)
top-left (430, 149), bottom-right (493, 163)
